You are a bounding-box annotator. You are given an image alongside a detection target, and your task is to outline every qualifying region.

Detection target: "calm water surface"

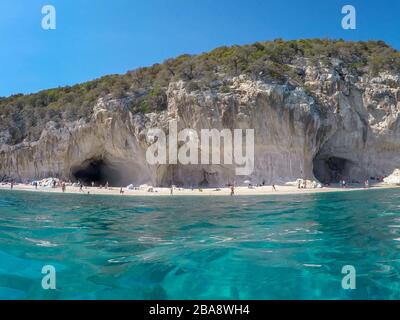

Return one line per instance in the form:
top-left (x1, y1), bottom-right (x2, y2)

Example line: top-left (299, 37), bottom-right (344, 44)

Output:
top-left (1, 188), bottom-right (400, 299)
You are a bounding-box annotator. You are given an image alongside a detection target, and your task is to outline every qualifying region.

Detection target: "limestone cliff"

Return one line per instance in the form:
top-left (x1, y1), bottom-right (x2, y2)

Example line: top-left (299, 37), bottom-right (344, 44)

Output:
top-left (1, 40), bottom-right (400, 187)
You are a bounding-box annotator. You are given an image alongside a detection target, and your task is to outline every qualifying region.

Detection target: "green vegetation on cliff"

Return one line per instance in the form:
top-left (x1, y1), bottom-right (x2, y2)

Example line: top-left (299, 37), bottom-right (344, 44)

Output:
top-left (1, 39), bottom-right (400, 144)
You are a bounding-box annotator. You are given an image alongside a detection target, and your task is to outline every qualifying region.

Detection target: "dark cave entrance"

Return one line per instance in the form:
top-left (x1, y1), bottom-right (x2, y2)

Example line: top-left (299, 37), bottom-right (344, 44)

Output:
top-left (71, 159), bottom-right (122, 187)
top-left (313, 155), bottom-right (353, 184)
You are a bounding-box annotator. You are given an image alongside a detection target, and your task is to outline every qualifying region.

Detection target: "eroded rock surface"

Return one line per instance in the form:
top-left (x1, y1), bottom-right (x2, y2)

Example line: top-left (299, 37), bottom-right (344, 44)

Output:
top-left (1, 58), bottom-right (400, 187)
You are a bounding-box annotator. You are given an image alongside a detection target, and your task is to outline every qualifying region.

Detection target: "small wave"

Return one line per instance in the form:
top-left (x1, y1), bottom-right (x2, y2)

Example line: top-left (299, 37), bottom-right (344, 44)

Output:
top-left (208, 236), bottom-right (234, 243)
top-left (265, 237), bottom-right (322, 243)
top-left (108, 257), bottom-right (129, 264)
top-left (24, 237), bottom-right (58, 247)
top-left (303, 264), bottom-right (322, 268)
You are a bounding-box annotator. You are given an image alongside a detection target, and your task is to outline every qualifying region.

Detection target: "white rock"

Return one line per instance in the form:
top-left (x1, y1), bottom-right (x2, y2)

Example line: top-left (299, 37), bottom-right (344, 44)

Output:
top-left (384, 169), bottom-right (400, 185)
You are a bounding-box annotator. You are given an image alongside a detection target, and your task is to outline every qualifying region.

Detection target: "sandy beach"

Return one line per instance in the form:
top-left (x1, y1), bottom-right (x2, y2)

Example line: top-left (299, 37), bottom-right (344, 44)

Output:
top-left (0, 182), bottom-right (397, 197)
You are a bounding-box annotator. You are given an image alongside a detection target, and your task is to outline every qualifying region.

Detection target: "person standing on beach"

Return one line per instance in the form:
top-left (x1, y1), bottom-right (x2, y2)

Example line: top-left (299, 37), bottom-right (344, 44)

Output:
top-left (10, 181), bottom-right (14, 190)
top-left (272, 184), bottom-right (277, 191)
top-left (105, 181), bottom-right (109, 189)
top-left (170, 186), bottom-right (173, 195)
top-left (120, 187), bottom-right (124, 194)
top-left (92, 181), bottom-right (95, 188)
top-left (61, 182), bottom-right (66, 192)
top-left (230, 185), bottom-right (235, 196)
top-left (79, 181), bottom-right (83, 192)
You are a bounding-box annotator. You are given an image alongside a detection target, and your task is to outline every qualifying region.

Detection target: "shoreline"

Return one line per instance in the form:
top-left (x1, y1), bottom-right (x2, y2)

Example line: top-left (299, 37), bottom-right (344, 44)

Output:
top-left (0, 182), bottom-right (398, 198)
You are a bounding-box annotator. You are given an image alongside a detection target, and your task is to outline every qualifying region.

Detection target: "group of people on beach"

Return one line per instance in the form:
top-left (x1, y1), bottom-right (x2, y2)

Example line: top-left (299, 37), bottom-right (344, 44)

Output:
top-left (228, 181), bottom-right (277, 196)
top-left (340, 179), bottom-right (370, 189)
top-left (2, 173), bottom-right (383, 196)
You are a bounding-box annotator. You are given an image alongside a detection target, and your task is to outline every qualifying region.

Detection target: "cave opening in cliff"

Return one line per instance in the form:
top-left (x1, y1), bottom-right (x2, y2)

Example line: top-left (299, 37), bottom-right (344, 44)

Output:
top-left (313, 155), bottom-right (353, 184)
top-left (71, 158), bottom-right (123, 187)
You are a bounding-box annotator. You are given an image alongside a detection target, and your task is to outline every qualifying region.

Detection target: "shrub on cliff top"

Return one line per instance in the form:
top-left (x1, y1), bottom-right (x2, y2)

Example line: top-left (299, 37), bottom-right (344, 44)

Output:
top-left (1, 39), bottom-right (399, 145)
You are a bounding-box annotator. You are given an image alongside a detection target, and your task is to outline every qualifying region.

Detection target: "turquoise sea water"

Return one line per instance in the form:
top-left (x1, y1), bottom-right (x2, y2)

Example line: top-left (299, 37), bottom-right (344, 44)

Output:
top-left (1, 188), bottom-right (400, 300)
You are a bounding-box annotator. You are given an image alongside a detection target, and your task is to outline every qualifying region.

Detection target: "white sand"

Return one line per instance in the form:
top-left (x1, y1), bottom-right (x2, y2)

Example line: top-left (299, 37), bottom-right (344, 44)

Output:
top-left (0, 182), bottom-right (397, 197)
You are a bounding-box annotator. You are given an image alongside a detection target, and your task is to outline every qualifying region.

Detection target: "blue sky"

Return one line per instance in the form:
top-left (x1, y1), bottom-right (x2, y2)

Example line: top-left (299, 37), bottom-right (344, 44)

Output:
top-left (1, 0), bottom-right (399, 97)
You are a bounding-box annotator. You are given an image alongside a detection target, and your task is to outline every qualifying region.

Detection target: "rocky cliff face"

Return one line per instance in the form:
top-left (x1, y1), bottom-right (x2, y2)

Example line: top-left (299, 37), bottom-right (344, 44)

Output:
top-left (1, 55), bottom-right (400, 187)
